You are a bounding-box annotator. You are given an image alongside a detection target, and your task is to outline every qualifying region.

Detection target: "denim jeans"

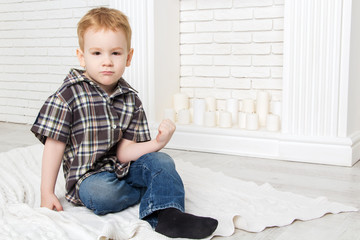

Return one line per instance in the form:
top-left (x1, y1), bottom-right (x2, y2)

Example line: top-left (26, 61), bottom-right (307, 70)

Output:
top-left (78, 152), bottom-right (185, 227)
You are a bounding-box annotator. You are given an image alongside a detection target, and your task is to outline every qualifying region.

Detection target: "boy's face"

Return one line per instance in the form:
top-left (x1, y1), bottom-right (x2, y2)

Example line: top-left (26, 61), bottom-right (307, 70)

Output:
top-left (76, 27), bottom-right (133, 95)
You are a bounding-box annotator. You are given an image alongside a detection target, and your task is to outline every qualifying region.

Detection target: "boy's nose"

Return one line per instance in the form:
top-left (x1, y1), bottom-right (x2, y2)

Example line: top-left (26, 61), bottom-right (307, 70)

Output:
top-left (102, 56), bottom-right (113, 66)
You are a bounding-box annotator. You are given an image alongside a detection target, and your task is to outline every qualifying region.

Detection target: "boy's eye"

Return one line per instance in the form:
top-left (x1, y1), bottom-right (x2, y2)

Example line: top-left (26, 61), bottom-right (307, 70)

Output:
top-left (92, 52), bottom-right (101, 55)
top-left (112, 52), bottom-right (121, 55)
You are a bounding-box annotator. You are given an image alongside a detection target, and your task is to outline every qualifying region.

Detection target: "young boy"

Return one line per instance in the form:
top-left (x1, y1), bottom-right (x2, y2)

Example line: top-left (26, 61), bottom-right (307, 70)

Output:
top-left (31, 7), bottom-right (217, 239)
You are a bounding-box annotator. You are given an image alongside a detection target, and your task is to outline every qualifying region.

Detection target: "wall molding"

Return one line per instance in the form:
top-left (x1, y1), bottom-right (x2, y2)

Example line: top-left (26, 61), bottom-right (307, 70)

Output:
top-left (161, 125), bottom-right (357, 166)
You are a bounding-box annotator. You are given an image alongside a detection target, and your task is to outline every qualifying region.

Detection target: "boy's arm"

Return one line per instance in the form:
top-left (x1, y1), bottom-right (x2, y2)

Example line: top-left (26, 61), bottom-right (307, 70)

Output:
top-left (41, 137), bottom-right (66, 211)
top-left (117, 119), bottom-right (175, 163)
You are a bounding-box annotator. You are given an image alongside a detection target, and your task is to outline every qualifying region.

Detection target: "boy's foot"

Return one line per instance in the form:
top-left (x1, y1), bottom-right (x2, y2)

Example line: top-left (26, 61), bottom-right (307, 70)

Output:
top-left (155, 208), bottom-right (218, 239)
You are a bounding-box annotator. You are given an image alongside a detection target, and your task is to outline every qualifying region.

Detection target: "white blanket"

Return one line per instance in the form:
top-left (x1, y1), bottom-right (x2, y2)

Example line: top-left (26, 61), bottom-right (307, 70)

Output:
top-left (0, 144), bottom-right (357, 240)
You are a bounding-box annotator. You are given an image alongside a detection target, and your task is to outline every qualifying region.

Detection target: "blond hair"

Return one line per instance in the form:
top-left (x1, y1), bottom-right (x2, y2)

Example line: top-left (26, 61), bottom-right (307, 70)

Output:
top-left (77, 7), bottom-right (132, 51)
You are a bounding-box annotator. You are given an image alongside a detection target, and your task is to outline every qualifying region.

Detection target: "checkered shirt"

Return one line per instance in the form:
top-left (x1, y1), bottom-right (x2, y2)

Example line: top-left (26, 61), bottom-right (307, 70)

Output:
top-left (31, 68), bottom-right (151, 205)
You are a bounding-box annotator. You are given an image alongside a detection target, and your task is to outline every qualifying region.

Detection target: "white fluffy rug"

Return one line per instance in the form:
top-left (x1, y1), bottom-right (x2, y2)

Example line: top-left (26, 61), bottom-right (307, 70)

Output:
top-left (0, 144), bottom-right (357, 240)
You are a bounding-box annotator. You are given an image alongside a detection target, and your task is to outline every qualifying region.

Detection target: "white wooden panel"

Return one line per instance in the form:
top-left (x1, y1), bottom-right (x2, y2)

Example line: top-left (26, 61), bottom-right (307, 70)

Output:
top-left (283, 0), bottom-right (344, 137)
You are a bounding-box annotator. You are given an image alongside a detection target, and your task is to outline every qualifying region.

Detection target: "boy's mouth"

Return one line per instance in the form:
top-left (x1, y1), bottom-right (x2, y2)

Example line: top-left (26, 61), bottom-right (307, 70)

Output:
top-left (101, 71), bottom-right (114, 75)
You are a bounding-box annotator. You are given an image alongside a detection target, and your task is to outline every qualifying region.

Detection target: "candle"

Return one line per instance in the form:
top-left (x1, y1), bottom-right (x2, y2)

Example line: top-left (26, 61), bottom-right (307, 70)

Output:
top-left (246, 113), bottom-right (259, 130)
top-left (193, 98), bottom-right (206, 126)
top-left (177, 109), bottom-right (191, 125)
top-left (242, 98), bottom-right (255, 113)
top-left (163, 108), bottom-right (175, 122)
top-left (256, 91), bottom-right (270, 126)
top-left (205, 96), bottom-right (216, 112)
top-left (238, 112), bottom-right (247, 129)
top-left (270, 100), bottom-right (282, 116)
top-left (204, 111), bottom-right (216, 127)
top-left (266, 114), bottom-right (280, 132)
top-left (173, 93), bottom-right (189, 113)
top-left (219, 111), bottom-right (232, 128)
top-left (226, 98), bottom-right (239, 126)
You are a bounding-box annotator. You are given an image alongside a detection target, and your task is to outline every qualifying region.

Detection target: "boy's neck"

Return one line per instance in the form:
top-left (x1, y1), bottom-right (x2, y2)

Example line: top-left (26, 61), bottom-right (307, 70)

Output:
top-left (84, 71), bottom-right (117, 96)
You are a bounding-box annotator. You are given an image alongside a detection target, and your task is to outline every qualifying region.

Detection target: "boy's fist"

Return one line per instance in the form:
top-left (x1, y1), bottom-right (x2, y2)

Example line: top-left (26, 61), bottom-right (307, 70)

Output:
top-left (156, 119), bottom-right (176, 147)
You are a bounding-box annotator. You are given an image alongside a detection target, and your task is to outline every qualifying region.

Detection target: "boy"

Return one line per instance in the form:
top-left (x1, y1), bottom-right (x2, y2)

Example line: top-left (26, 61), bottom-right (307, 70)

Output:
top-left (31, 7), bottom-right (217, 239)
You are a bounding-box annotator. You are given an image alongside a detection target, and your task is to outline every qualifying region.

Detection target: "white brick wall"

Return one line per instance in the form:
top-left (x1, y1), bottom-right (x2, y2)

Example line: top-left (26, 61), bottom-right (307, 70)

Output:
top-left (0, 0), bottom-right (284, 124)
top-left (0, 0), bottom-right (109, 124)
top-left (180, 0), bottom-right (284, 110)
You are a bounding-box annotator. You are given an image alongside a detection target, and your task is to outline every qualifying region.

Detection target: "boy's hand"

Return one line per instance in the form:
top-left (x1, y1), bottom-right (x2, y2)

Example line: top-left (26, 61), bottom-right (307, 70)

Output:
top-left (156, 119), bottom-right (176, 148)
top-left (41, 192), bottom-right (63, 212)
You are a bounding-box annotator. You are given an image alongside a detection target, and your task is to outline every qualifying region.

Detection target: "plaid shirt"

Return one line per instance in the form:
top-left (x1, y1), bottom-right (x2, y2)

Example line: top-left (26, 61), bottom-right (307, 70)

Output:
top-left (31, 68), bottom-right (151, 205)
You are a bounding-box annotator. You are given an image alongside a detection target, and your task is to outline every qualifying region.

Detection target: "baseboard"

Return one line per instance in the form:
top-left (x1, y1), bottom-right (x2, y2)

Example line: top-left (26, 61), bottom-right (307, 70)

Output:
top-left (153, 124), bottom-right (360, 167)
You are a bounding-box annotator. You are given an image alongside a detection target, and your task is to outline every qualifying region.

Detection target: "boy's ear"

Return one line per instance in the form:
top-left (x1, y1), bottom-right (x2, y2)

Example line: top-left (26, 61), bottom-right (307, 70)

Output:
top-left (76, 48), bottom-right (86, 68)
top-left (126, 48), bottom-right (134, 67)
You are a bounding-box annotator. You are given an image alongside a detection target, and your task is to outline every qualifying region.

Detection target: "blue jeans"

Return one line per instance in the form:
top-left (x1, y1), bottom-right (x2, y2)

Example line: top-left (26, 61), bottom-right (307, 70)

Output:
top-left (78, 152), bottom-right (185, 227)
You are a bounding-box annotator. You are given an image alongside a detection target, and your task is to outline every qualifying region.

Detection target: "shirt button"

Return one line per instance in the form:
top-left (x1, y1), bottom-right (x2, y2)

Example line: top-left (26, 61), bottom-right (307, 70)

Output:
top-left (112, 125), bottom-right (117, 129)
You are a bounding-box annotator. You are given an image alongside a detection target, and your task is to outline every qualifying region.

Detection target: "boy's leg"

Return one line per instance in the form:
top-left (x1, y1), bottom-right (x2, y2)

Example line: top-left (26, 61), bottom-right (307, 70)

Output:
top-left (123, 152), bottom-right (185, 224)
top-left (78, 171), bottom-right (142, 215)
top-left (124, 152), bottom-right (218, 239)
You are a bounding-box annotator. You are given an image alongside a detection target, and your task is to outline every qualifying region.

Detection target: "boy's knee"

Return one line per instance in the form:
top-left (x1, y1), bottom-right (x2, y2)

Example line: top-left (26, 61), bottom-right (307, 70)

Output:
top-left (140, 152), bottom-right (175, 169)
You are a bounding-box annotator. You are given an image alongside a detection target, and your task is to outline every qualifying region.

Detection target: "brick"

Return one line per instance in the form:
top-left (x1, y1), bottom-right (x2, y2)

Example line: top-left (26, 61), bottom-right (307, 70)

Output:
top-left (181, 55), bottom-right (213, 66)
top-left (251, 78), bottom-right (282, 89)
top-left (0, 47), bottom-right (25, 56)
top-left (180, 22), bottom-right (195, 33)
top-left (180, 77), bottom-right (214, 87)
top-left (214, 8), bottom-right (252, 20)
top-left (214, 77), bottom-right (251, 89)
top-left (197, 0), bottom-right (232, 9)
top-left (274, 19), bottom-right (284, 30)
top-left (232, 89), bottom-right (257, 99)
top-left (180, 33), bottom-right (213, 44)
top-left (195, 44), bottom-right (231, 55)
top-left (194, 88), bottom-right (231, 100)
top-left (180, 66), bottom-right (193, 76)
top-left (181, 10), bottom-right (213, 22)
top-left (253, 55), bottom-right (283, 66)
top-left (194, 66), bottom-right (230, 77)
top-left (254, 6), bottom-right (284, 19)
top-left (213, 32), bottom-right (251, 43)
top-left (233, 0), bottom-right (273, 8)
top-left (271, 67), bottom-right (283, 78)
top-left (232, 43), bottom-right (271, 55)
top-left (231, 67), bottom-right (270, 78)
top-left (196, 21), bottom-right (232, 32)
top-left (272, 43), bottom-right (283, 54)
top-left (180, 0), bottom-right (196, 11)
top-left (233, 19), bottom-right (272, 31)
top-left (180, 44), bottom-right (194, 55)
top-left (253, 31), bottom-right (283, 43)
top-left (213, 55), bottom-right (251, 66)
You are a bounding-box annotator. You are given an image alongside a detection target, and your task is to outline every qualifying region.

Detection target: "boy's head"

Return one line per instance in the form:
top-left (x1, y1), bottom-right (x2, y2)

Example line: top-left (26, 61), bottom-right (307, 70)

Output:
top-left (77, 7), bottom-right (132, 51)
top-left (76, 7), bottom-right (134, 95)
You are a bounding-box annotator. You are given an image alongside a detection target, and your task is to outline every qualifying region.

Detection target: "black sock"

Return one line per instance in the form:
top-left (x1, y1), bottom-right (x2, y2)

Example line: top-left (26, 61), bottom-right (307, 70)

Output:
top-left (155, 208), bottom-right (218, 239)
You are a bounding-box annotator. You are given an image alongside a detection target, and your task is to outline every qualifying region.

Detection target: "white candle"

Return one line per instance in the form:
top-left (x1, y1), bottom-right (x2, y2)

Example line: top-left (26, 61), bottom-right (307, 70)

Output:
top-left (242, 98), bottom-right (255, 113)
top-left (238, 112), bottom-right (247, 129)
top-left (246, 113), bottom-right (259, 130)
top-left (256, 91), bottom-right (270, 127)
top-left (226, 98), bottom-right (239, 126)
top-left (193, 98), bottom-right (206, 126)
top-left (204, 111), bottom-right (216, 127)
top-left (270, 100), bottom-right (282, 116)
top-left (205, 96), bottom-right (216, 112)
top-left (173, 93), bottom-right (189, 113)
top-left (163, 108), bottom-right (175, 122)
top-left (219, 111), bottom-right (232, 128)
top-left (177, 109), bottom-right (191, 125)
top-left (266, 114), bottom-right (280, 132)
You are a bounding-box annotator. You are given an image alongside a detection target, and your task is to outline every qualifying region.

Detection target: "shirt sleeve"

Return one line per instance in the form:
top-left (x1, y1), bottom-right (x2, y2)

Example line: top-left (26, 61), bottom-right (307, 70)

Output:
top-left (122, 95), bottom-right (151, 143)
top-left (31, 93), bottom-right (72, 144)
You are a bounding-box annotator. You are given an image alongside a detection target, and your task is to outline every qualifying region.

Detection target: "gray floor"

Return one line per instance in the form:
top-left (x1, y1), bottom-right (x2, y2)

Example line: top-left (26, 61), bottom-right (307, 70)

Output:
top-left (1, 122), bottom-right (359, 240)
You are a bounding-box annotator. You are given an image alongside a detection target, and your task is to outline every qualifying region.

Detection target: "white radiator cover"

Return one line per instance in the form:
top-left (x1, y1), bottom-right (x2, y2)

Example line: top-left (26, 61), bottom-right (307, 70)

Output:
top-left (111, 0), bottom-right (360, 166)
